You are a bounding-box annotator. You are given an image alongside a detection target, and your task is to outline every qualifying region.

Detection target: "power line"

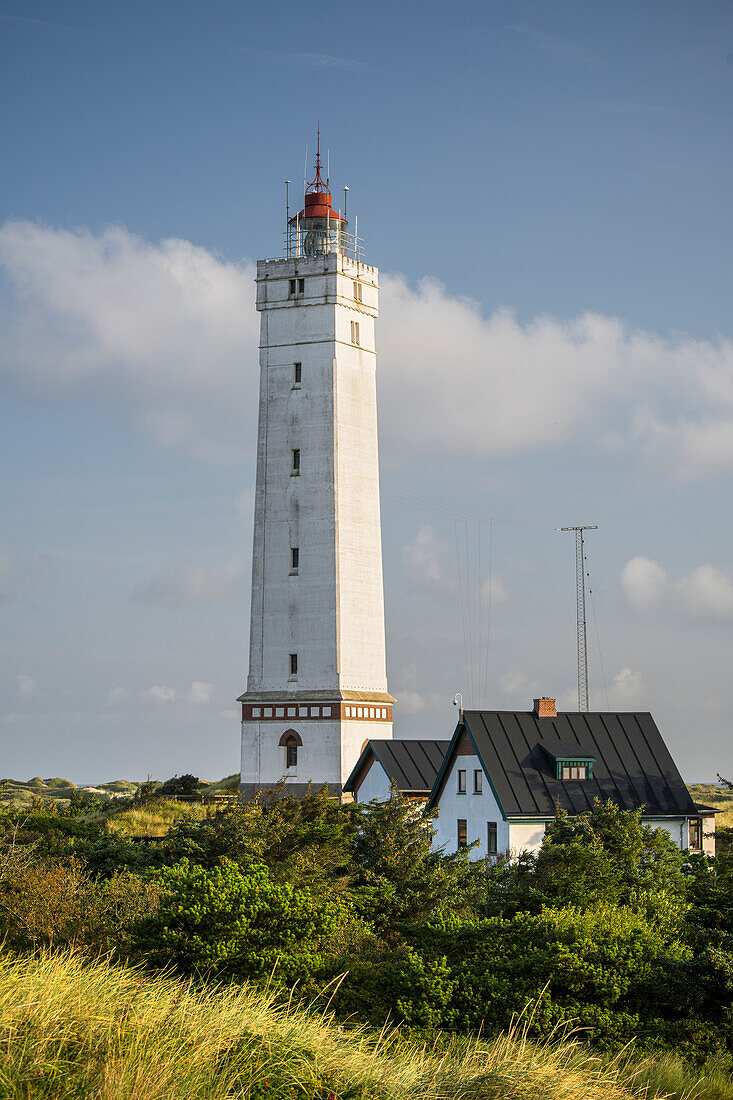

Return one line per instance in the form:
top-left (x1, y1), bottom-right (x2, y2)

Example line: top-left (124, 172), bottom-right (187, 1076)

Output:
top-left (382, 482), bottom-right (557, 529)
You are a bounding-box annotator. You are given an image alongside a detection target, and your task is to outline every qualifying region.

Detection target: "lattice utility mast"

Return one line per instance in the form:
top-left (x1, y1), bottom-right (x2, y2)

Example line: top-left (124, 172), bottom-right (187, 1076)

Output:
top-left (559, 526), bottom-right (597, 712)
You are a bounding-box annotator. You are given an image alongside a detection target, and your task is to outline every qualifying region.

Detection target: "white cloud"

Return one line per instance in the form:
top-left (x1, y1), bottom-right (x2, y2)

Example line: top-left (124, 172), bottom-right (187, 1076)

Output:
top-left (402, 526), bottom-right (445, 584)
top-left (620, 556), bottom-right (668, 611)
top-left (144, 685), bottom-right (177, 705)
top-left (608, 667), bottom-right (645, 708)
top-left (186, 681), bottom-right (215, 705)
top-left (677, 565), bottom-right (733, 622)
top-left (106, 686), bottom-right (129, 706)
top-left (379, 278), bottom-right (733, 474)
top-left (16, 674), bottom-right (35, 698)
top-left (621, 557), bottom-right (733, 623)
top-left (2, 222), bottom-right (733, 474)
top-left (0, 221), bottom-right (258, 462)
top-left (481, 576), bottom-right (510, 605)
top-left (131, 556), bottom-right (245, 605)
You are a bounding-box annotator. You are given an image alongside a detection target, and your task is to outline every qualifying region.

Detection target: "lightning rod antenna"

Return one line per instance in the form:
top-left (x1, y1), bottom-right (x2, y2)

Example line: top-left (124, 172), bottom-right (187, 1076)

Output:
top-left (285, 180), bottom-right (291, 257)
top-left (558, 525), bottom-right (598, 711)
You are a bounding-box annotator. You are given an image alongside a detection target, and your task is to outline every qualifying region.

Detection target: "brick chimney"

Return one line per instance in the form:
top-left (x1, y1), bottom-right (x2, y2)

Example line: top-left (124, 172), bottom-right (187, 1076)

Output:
top-left (533, 697), bottom-right (557, 718)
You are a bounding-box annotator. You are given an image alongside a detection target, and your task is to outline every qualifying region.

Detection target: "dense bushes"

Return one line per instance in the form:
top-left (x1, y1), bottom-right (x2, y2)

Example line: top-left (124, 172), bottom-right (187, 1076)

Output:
top-left (133, 859), bottom-right (344, 984)
top-left (1, 786), bottom-right (733, 1066)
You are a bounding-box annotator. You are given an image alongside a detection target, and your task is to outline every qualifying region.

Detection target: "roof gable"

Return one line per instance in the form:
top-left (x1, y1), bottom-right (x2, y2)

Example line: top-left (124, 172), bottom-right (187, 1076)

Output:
top-left (343, 738), bottom-right (449, 795)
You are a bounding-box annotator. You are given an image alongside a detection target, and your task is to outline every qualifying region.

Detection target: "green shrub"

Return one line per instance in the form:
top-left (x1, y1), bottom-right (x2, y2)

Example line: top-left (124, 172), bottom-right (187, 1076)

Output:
top-left (133, 858), bottom-right (343, 985)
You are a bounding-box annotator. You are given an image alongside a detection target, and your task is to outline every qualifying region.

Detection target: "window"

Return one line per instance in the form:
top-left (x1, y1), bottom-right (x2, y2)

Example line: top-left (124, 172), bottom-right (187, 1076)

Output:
top-left (288, 279), bottom-right (305, 297)
top-left (292, 448), bottom-right (300, 473)
top-left (350, 320), bottom-right (360, 345)
top-left (457, 819), bottom-right (468, 848)
top-left (474, 769), bottom-right (483, 794)
top-left (689, 818), bottom-right (702, 851)
top-left (291, 547), bottom-right (299, 571)
top-left (353, 280), bottom-right (362, 302)
top-left (298, 278), bottom-right (305, 294)
top-left (293, 362), bottom-right (302, 384)
top-left (289, 653), bottom-right (298, 676)
top-left (561, 765), bottom-right (588, 780)
top-left (487, 821), bottom-right (498, 855)
top-left (457, 769), bottom-right (466, 794)
top-left (279, 729), bottom-right (302, 768)
top-left (289, 279), bottom-right (296, 296)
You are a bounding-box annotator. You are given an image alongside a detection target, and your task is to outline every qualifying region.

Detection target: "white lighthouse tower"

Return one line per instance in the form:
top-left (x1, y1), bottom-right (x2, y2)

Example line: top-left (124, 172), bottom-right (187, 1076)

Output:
top-left (239, 138), bottom-right (394, 799)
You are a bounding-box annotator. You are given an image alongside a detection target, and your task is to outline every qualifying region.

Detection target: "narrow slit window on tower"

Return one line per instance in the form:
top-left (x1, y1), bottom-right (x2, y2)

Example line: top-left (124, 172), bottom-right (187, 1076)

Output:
top-left (353, 280), bottom-right (362, 302)
top-left (350, 320), bottom-right (360, 345)
top-left (298, 278), bottom-right (305, 294)
top-left (291, 448), bottom-right (300, 474)
top-left (293, 362), bottom-right (302, 385)
top-left (289, 279), bottom-right (296, 296)
top-left (291, 547), bottom-right (299, 572)
top-left (289, 653), bottom-right (298, 677)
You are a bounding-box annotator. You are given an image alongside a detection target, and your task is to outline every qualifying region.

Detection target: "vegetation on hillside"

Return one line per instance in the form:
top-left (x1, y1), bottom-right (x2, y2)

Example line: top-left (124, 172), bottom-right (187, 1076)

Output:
top-left (1, 773), bottom-right (732, 1096)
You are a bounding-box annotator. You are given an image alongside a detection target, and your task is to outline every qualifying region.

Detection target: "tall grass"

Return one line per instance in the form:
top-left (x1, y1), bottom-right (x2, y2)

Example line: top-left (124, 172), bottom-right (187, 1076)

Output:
top-left (105, 798), bottom-right (210, 837)
top-left (0, 950), bottom-right (728, 1100)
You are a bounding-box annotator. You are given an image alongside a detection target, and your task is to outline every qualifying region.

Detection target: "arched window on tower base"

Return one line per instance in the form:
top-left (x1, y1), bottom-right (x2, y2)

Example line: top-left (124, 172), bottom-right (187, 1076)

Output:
top-left (279, 729), bottom-right (302, 770)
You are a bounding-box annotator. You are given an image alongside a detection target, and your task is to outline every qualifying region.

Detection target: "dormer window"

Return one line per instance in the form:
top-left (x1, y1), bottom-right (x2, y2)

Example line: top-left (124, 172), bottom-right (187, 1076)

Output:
top-left (542, 743), bottom-right (595, 781)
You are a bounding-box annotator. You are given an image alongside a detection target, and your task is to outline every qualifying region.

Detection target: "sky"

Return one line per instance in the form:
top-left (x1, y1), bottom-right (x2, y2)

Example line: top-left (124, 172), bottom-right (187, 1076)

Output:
top-left (1, 0), bottom-right (732, 784)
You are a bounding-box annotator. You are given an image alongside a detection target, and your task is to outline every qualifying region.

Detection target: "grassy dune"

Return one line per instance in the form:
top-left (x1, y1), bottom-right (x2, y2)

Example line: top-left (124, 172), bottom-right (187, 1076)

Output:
top-left (688, 784), bottom-right (733, 830)
top-left (0, 951), bottom-right (730, 1100)
top-left (104, 798), bottom-right (210, 837)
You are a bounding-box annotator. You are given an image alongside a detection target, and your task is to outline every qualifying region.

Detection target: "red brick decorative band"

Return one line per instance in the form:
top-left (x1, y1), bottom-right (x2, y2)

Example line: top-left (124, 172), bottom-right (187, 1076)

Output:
top-left (242, 702), bottom-right (392, 722)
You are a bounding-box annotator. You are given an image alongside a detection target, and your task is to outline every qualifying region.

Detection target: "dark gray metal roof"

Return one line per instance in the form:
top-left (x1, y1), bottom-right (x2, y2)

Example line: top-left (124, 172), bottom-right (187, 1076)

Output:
top-left (344, 738), bottom-right (450, 795)
top-left (427, 710), bottom-right (697, 817)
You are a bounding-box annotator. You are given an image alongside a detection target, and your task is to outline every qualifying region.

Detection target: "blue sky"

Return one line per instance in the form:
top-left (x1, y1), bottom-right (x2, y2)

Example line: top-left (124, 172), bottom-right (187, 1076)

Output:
top-left (1, 0), bottom-right (732, 783)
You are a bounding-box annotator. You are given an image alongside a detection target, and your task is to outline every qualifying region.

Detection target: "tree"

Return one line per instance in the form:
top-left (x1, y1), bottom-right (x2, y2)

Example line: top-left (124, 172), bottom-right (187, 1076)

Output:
top-left (351, 793), bottom-right (482, 932)
top-left (166, 784), bottom-right (357, 890)
top-left (157, 774), bottom-right (202, 798)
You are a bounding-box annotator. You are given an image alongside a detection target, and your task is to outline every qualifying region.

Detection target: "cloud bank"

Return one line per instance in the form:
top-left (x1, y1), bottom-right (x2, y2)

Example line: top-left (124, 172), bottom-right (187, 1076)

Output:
top-left (2, 220), bottom-right (733, 475)
top-left (621, 557), bottom-right (733, 622)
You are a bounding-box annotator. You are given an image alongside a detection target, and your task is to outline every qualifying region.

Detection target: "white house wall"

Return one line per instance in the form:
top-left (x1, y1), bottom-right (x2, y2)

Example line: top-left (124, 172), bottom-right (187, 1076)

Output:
top-left (508, 822), bottom-right (546, 854)
top-left (431, 753), bottom-right (508, 859)
top-left (355, 759), bottom-right (393, 803)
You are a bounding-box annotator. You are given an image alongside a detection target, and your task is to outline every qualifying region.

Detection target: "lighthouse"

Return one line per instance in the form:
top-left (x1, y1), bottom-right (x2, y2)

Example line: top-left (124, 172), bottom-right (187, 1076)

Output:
top-left (239, 138), bottom-right (394, 799)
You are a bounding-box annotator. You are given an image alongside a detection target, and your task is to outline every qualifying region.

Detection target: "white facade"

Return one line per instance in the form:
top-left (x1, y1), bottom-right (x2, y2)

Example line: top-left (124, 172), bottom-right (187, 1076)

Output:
top-left (240, 245), bottom-right (393, 798)
top-left (354, 758), bottom-right (394, 804)
top-left (431, 752), bottom-right (509, 858)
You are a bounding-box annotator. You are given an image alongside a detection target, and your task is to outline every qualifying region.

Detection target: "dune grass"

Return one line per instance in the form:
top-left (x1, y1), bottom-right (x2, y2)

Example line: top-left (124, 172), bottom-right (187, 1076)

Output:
top-left (0, 950), bottom-right (730, 1100)
top-left (105, 798), bottom-right (210, 837)
top-left (688, 784), bottom-right (733, 830)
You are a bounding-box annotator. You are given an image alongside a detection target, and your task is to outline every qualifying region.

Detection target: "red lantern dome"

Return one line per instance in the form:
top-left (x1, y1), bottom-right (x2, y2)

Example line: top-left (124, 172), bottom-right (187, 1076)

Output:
top-left (288, 128), bottom-right (347, 257)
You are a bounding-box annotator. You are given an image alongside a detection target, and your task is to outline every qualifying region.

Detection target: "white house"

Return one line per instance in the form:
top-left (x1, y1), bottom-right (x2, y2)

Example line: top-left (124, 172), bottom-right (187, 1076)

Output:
top-left (344, 738), bottom-right (449, 803)
top-left (426, 697), bottom-right (716, 858)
